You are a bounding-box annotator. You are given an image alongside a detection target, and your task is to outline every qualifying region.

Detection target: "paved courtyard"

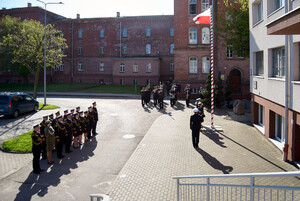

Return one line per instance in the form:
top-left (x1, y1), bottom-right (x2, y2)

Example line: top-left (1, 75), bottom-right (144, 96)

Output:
top-left (0, 97), bottom-right (299, 200)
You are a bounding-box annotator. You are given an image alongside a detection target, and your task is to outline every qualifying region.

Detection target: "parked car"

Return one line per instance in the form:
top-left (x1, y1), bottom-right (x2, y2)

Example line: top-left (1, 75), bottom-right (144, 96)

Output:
top-left (0, 92), bottom-right (39, 118)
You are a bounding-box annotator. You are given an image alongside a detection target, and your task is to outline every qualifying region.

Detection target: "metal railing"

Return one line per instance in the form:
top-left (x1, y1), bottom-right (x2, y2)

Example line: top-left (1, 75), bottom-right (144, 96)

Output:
top-left (89, 194), bottom-right (110, 201)
top-left (173, 171), bottom-right (300, 201)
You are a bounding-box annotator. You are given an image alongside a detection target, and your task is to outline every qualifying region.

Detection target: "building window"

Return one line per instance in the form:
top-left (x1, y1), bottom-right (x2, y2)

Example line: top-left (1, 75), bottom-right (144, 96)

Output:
top-left (120, 63), bottom-right (125, 72)
top-left (170, 62), bottom-right (174, 72)
top-left (133, 63), bottom-right (138, 73)
top-left (257, 1), bottom-right (263, 22)
top-left (99, 62), bottom-right (104, 72)
top-left (201, 0), bottom-right (210, 12)
top-left (133, 79), bottom-right (138, 85)
top-left (256, 51), bottom-right (264, 75)
top-left (78, 29), bottom-right (83, 39)
top-left (122, 45), bottom-right (127, 55)
top-left (120, 78), bottom-right (124, 85)
top-left (227, 45), bottom-right (233, 58)
top-left (273, 0), bottom-right (284, 12)
top-left (100, 28), bottom-right (105, 38)
top-left (54, 65), bottom-right (59, 71)
top-left (189, 57), bottom-right (198, 74)
top-left (146, 28), bottom-right (151, 37)
top-left (60, 63), bottom-right (64, 71)
top-left (146, 44), bottom-right (151, 54)
top-left (275, 113), bottom-right (285, 142)
top-left (170, 44), bottom-right (174, 54)
top-left (78, 46), bottom-right (82, 55)
top-left (258, 104), bottom-right (264, 127)
top-left (146, 79), bottom-right (151, 85)
top-left (78, 63), bottom-right (83, 72)
top-left (170, 27), bottom-right (174, 37)
top-left (189, 0), bottom-right (197, 15)
top-left (146, 63), bottom-right (151, 73)
top-left (202, 56), bottom-right (210, 74)
top-left (100, 46), bottom-right (104, 55)
top-left (202, 27), bottom-right (210, 44)
top-left (272, 47), bottom-right (285, 77)
top-left (122, 28), bottom-right (127, 37)
top-left (62, 48), bottom-right (65, 55)
top-left (189, 28), bottom-right (197, 44)
top-left (60, 79), bottom-right (64, 83)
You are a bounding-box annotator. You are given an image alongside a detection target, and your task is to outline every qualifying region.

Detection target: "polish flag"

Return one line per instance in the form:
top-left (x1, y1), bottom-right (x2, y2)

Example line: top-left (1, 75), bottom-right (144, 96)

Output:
top-left (193, 8), bottom-right (211, 24)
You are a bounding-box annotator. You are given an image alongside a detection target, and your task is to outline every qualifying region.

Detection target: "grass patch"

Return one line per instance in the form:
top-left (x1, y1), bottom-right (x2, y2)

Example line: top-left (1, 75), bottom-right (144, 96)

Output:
top-left (39, 103), bottom-right (60, 110)
top-left (77, 85), bottom-right (140, 94)
top-left (2, 130), bottom-right (33, 153)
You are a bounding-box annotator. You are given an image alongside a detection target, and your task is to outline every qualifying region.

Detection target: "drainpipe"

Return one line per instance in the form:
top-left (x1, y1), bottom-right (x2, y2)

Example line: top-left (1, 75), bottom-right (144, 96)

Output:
top-left (71, 21), bottom-right (74, 82)
top-left (120, 21), bottom-right (122, 58)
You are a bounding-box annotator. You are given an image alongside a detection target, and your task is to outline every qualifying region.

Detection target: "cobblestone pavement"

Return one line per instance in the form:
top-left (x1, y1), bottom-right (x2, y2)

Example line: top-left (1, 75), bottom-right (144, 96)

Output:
top-left (108, 109), bottom-right (299, 200)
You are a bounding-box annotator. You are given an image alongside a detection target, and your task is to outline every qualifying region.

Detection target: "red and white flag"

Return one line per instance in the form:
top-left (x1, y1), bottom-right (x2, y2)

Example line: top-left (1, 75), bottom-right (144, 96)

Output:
top-left (193, 8), bottom-right (211, 24)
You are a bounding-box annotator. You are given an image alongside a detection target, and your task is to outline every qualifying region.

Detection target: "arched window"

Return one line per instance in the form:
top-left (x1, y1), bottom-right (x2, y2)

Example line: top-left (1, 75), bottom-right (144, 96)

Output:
top-left (229, 69), bottom-right (242, 93)
top-left (189, 28), bottom-right (197, 44)
top-left (189, 57), bottom-right (198, 74)
top-left (202, 27), bottom-right (210, 44)
top-left (202, 57), bottom-right (210, 74)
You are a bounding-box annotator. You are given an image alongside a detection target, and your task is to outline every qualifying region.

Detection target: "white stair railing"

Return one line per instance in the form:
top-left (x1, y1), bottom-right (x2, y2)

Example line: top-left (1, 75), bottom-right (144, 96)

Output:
top-left (173, 171), bottom-right (300, 201)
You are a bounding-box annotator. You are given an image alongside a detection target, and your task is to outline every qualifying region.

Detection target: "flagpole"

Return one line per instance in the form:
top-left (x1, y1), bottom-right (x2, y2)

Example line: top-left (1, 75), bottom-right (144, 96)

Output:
top-left (210, 0), bottom-right (214, 128)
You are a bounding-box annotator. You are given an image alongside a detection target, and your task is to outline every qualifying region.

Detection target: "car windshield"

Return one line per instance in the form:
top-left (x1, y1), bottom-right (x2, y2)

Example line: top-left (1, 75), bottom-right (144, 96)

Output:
top-left (0, 96), bottom-right (9, 104)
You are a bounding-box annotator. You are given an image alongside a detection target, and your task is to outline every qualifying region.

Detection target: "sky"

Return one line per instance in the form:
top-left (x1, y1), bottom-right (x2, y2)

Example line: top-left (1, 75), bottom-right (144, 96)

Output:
top-left (0, 0), bottom-right (174, 18)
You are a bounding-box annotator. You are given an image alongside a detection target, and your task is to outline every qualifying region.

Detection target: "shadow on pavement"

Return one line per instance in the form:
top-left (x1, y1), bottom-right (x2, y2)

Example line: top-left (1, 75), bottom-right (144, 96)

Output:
top-left (14, 138), bottom-right (97, 201)
top-left (202, 128), bottom-right (227, 148)
top-left (195, 147), bottom-right (233, 174)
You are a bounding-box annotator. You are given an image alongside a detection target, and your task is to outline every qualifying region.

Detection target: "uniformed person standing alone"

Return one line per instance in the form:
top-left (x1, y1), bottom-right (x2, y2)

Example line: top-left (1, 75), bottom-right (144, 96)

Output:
top-left (92, 102), bottom-right (98, 136)
top-left (190, 108), bottom-right (204, 148)
top-left (31, 124), bottom-right (44, 174)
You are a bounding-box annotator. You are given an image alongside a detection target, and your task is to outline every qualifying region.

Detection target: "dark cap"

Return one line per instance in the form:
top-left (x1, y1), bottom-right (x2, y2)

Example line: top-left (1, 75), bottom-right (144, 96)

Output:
top-left (84, 111), bottom-right (88, 114)
top-left (55, 111), bottom-right (60, 115)
top-left (79, 111), bottom-right (83, 114)
top-left (64, 109), bottom-right (68, 113)
top-left (57, 115), bottom-right (63, 119)
top-left (33, 124), bottom-right (39, 129)
top-left (67, 113), bottom-right (72, 116)
top-left (49, 113), bottom-right (54, 117)
top-left (88, 106), bottom-right (92, 109)
top-left (76, 106), bottom-right (80, 109)
top-left (74, 112), bottom-right (78, 116)
top-left (92, 102), bottom-right (96, 105)
top-left (70, 109), bottom-right (75, 112)
top-left (45, 120), bottom-right (51, 124)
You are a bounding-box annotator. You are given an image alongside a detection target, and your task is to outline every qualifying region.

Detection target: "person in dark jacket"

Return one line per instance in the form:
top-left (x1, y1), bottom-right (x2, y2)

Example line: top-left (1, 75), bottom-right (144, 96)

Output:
top-left (190, 108), bottom-right (204, 148)
top-left (88, 106), bottom-right (95, 139)
top-left (40, 115), bottom-right (48, 160)
top-left (55, 115), bottom-right (67, 158)
top-left (84, 111), bottom-right (90, 142)
top-left (31, 124), bottom-right (44, 174)
top-left (92, 102), bottom-right (98, 136)
top-left (64, 113), bottom-right (73, 153)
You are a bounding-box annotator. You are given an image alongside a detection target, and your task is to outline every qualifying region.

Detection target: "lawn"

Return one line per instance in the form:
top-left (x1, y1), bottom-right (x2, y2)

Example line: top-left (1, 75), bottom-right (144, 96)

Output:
top-left (0, 83), bottom-right (141, 94)
top-left (39, 103), bottom-right (60, 110)
top-left (2, 130), bottom-right (33, 153)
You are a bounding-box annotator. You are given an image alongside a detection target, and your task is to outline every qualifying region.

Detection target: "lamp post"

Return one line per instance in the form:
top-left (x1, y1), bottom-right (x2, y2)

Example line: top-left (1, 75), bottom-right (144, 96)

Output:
top-left (36, 0), bottom-right (63, 105)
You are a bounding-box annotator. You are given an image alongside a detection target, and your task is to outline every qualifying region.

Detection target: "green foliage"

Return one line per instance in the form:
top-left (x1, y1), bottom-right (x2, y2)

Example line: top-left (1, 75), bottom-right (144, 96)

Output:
top-left (0, 16), bottom-right (68, 98)
top-left (2, 130), bottom-right (33, 153)
top-left (215, 72), bottom-right (224, 108)
top-left (224, 76), bottom-right (233, 108)
top-left (39, 103), bottom-right (60, 110)
top-left (202, 72), bottom-right (211, 108)
top-left (216, 0), bottom-right (249, 57)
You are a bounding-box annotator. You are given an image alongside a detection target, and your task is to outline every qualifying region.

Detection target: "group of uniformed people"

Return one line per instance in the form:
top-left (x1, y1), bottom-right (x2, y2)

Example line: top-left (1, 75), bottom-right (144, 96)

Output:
top-left (31, 102), bottom-right (98, 174)
top-left (140, 84), bottom-right (164, 109)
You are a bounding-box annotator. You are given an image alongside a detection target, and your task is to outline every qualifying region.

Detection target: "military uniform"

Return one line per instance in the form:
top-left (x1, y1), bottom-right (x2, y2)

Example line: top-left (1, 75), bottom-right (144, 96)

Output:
top-left (64, 114), bottom-right (73, 153)
top-left (32, 125), bottom-right (43, 174)
top-left (88, 108), bottom-right (95, 139)
top-left (55, 117), bottom-right (67, 158)
top-left (92, 103), bottom-right (98, 136)
top-left (40, 118), bottom-right (47, 159)
top-left (190, 109), bottom-right (204, 148)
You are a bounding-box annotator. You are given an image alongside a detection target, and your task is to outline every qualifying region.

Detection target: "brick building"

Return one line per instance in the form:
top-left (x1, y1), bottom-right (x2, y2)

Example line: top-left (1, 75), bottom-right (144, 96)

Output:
top-left (0, 1), bottom-right (249, 100)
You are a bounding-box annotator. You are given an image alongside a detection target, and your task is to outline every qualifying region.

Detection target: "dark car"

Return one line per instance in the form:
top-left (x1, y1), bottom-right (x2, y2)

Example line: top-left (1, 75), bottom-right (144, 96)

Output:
top-left (0, 92), bottom-right (39, 118)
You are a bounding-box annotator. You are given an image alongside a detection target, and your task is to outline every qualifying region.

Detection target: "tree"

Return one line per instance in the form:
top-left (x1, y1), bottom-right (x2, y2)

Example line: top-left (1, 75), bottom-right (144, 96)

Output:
top-left (215, 72), bottom-right (224, 108)
top-left (216, 0), bottom-right (249, 57)
top-left (224, 76), bottom-right (233, 108)
top-left (0, 16), bottom-right (68, 99)
top-left (202, 72), bottom-right (211, 108)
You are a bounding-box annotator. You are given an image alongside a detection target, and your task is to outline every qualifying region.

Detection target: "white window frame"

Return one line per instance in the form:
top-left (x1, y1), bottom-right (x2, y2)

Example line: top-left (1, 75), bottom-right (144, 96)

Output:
top-left (133, 63), bottom-right (138, 73)
top-left (189, 0), bottom-right (197, 15)
top-left (189, 28), bottom-right (197, 44)
top-left (99, 62), bottom-right (104, 72)
top-left (201, 0), bottom-right (210, 12)
top-left (170, 27), bottom-right (174, 37)
top-left (122, 45), bottom-right (127, 55)
top-left (78, 29), bottom-right (83, 39)
top-left (170, 44), bottom-right (174, 54)
top-left (227, 45), bottom-right (233, 58)
top-left (146, 28), bottom-right (151, 37)
top-left (54, 65), bottom-right (59, 71)
top-left (120, 78), bottom-right (124, 85)
top-left (189, 57), bottom-right (198, 74)
top-left (146, 63), bottom-right (152, 73)
top-left (273, 0), bottom-right (284, 12)
top-left (78, 46), bottom-right (82, 55)
top-left (120, 63), bottom-right (125, 73)
top-left (170, 62), bottom-right (174, 72)
top-left (202, 56), bottom-right (210, 74)
top-left (100, 28), bottom-right (105, 38)
top-left (202, 27), bottom-right (210, 44)
top-left (256, 51), bottom-right (264, 75)
top-left (78, 63), bottom-right (83, 72)
top-left (272, 47), bottom-right (285, 77)
top-left (100, 46), bottom-right (104, 55)
top-left (60, 63), bottom-right (64, 71)
top-left (146, 44), bottom-right (151, 54)
top-left (122, 28), bottom-right (127, 37)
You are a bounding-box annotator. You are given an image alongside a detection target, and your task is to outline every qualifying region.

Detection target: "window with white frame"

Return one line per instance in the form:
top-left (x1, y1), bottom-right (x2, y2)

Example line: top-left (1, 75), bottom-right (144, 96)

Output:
top-left (54, 65), bottom-right (59, 71)
top-left (256, 51), bottom-right (264, 75)
top-left (120, 63), bottom-right (125, 72)
top-left (100, 28), bottom-right (105, 38)
top-left (146, 79), bottom-right (151, 85)
top-left (189, 28), bottom-right (197, 44)
top-left (122, 28), bottom-right (127, 37)
top-left (170, 44), bottom-right (174, 54)
top-left (133, 63), bottom-right (138, 73)
top-left (120, 78), bottom-right (124, 85)
top-left (146, 44), bottom-right (151, 54)
top-left (170, 62), bottom-right (174, 72)
top-left (258, 104), bottom-right (264, 127)
top-left (78, 63), bottom-right (83, 72)
top-left (170, 27), bottom-right (174, 37)
top-left (78, 29), bottom-right (83, 39)
top-left (78, 46), bottom-right (82, 55)
top-left (122, 45), bottom-right (127, 55)
top-left (272, 47), bottom-right (285, 77)
top-left (189, 0), bottom-right (197, 14)
top-left (257, 1), bottom-right (262, 22)
top-left (146, 63), bottom-right (151, 73)
top-left (202, 57), bottom-right (210, 74)
top-left (99, 46), bottom-right (104, 55)
top-left (202, 27), bottom-right (210, 44)
top-left (201, 0), bottom-right (210, 12)
top-left (275, 113), bottom-right (285, 142)
top-left (273, 0), bottom-right (284, 12)
top-left (189, 57), bottom-right (198, 74)
top-left (227, 45), bottom-right (233, 58)
top-left (252, 0), bottom-right (263, 24)
top-left (99, 62), bottom-right (104, 72)
top-left (146, 28), bottom-right (151, 37)
top-left (60, 63), bottom-right (64, 71)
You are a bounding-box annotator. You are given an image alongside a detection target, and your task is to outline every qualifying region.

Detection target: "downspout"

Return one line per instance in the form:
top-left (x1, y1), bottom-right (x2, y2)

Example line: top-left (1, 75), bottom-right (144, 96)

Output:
top-left (71, 21), bottom-right (74, 82)
top-left (120, 21), bottom-right (122, 58)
